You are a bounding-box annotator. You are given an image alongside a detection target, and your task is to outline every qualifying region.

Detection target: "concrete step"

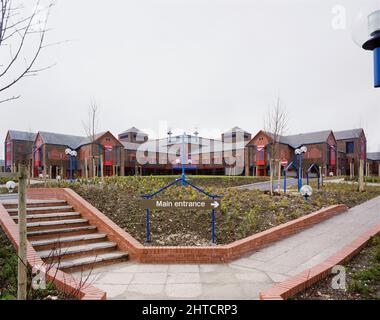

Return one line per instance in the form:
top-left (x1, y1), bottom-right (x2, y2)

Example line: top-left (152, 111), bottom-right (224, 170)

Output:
top-left (38, 241), bottom-right (118, 261)
top-left (27, 225), bottom-right (98, 240)
top-left (2, 200), bottom-right (67, 209)
top-left (12, 212), bottom-right (81, 222)
top-left (59, 251), bottom-right (129, 272)
top-left (7, 205), bottom-right (74, 215)
top-left (27, 218), bottom-right (89, 231)
top-left (30, 233), bottom-right (107, 251)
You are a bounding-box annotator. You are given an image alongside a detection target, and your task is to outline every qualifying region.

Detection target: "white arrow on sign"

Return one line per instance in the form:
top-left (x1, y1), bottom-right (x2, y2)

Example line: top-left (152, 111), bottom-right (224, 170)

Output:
top-left (211, 201), bottom-right (219, 208)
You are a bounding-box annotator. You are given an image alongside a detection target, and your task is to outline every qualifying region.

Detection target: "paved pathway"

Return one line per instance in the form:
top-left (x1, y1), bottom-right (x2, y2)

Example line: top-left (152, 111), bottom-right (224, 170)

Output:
top-left (237, 178), bottom-right (298, 191)
top-left (72, 196), bottom-right (380, 300)
top-left (325, 178), bottom-right (380, 187)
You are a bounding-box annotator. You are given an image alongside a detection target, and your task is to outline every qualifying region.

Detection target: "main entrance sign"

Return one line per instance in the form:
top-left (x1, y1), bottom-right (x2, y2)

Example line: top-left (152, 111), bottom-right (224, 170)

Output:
top-left (141, 199), bottom-right (221, 210)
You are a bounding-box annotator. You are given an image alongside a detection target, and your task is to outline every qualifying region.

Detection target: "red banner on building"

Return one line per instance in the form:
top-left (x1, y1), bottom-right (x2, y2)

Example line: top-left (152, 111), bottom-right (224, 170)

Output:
top-left (104, 145), bottom-right (113, 166)
top-left (6, 142), bottom-right (11, 165)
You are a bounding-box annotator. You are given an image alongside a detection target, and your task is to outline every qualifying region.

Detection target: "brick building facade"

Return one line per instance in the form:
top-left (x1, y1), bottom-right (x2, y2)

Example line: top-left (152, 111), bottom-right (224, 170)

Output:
top-left (3, 127), bottom-right (374, 178)
top-left (4, 130), bottom-right (36, 173)
top-left (244, 130), bottom-right (338, 177)
top-left (367, 152), bottom-right (380, 176)
top-left (335, 129), bottom-right (367, 176)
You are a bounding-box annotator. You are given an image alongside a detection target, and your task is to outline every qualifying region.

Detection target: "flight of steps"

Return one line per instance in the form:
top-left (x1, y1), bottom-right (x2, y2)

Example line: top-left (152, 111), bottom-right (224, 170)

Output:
top-left (2, 199), bottom-right (129, 272)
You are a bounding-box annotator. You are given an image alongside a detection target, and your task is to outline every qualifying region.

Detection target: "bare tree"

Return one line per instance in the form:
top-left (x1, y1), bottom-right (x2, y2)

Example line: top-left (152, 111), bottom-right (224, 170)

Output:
top-left (0, 0), bottom-right (55, 103)
top-left (82, 100), bottom-right (102, 180)
top-left (264, 95), bottom-right (288, 195)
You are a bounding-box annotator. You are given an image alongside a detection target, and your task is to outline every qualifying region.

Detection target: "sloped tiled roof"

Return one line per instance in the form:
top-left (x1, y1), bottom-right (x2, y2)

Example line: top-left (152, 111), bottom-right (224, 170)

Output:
top-left (367, 152), bottom-right (380, 161)
top-left (38, 131), bottom-right (87, 149)
top-left (223, 126), bottom-right (251, 135)
top-left (264, 130), bottom-right (333, 148)
top-left (119, 127), bottom-right (148, 136)
top-left (8, 130), bottom-right (36, 142)
top-left (38, 131), bottom-right (112, 149)
top-left (334, 128), bottom-right (363, 140)
top-left (122, 134), bottom-right (245, 155)
top-left (281, 130), bottom-right (333, 148)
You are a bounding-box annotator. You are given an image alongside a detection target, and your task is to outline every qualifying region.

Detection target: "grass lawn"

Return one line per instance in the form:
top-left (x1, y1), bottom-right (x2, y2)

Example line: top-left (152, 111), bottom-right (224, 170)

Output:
top-left (38, 176), bottom-right (380, 246)
top-left (294, 236), bottom-right (380, 300)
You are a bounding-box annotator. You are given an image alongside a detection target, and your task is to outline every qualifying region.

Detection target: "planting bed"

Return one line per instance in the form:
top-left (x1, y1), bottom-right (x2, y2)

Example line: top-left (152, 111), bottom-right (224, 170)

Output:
top-left (35, 177), bottom-right (380, 247)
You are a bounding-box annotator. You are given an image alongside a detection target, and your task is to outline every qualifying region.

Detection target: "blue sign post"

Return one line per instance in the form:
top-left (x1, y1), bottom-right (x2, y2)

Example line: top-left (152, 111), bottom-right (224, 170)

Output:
top-left (142, 133), bottom-right (221, 244)
top-left (375, 47), bottom-right (380, 88)
top-left (306, 163), bottom-right (321, 190)
top-left (295, 146), bottom-right (307, 192)
top-left (283, 161), bottom-right (297, 193)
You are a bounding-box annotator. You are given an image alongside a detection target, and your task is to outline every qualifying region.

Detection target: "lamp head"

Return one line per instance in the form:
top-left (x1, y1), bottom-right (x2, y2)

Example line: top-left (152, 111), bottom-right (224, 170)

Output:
top-left (300, 184), bottom-right (313, 200)
top-left (352, 1), bottom-right (380, 48)
top-left (5, 181), bottom-right (16, 193)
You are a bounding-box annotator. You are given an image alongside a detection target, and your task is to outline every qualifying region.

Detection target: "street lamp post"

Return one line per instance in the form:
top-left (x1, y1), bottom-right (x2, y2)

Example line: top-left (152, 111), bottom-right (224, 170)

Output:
top-left (65, 148), bottom-right (77, 182)
top-left (354, 4), bottom-right (380, 88)
top-left (363, 9), bottom-right (380, 87)
top-left (295, 146), bottom-right (307, 192)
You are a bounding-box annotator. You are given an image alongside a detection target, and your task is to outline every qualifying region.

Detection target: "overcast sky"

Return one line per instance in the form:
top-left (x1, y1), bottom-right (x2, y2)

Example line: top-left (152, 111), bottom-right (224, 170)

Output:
top-left (1, 0), bottom-right (379, 158)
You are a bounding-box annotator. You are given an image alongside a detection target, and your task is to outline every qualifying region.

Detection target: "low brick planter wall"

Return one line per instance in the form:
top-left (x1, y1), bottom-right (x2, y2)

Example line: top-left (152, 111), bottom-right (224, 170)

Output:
top-left (27, 188), bottom-right (348, 264)
top-left (259, 223), bottom-right (380, 300)
top-left (0, 202), bottom-right (106, 300)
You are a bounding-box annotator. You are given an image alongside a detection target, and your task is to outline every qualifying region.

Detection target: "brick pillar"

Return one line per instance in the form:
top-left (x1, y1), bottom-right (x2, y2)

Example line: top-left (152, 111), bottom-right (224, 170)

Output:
top-left (43, 144), bottom-right (47, 176)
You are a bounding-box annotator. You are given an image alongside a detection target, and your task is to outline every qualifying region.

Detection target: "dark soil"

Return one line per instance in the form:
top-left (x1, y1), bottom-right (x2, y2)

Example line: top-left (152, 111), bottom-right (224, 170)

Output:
top-left (294, 236), bottom-right (380, 300)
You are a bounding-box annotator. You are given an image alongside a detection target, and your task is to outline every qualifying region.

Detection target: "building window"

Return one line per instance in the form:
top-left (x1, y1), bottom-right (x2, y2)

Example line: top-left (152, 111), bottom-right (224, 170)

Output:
top-left (346, 141), bottom-right (354, 154)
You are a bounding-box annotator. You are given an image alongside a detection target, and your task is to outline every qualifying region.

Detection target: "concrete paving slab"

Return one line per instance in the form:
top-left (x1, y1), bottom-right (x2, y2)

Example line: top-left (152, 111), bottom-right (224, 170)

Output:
top-left (168, 264), bottom-right (200, 273)
top-left (234, 271), bottom-right (270, 283)
top-left (94, 272), bottom-right (134, 285)
top-left (199, 272), bottom-right (238, 284)
top-left (127, 284), bottom-right (165, 296)
top-left (200, 283), bottom-right (246, 300)
top-left (130, 272), bottom-right (168, 285)
top-left (165, 284), bottom-right (202, 298)
top-left (167, 272), bottom-right (201, 284)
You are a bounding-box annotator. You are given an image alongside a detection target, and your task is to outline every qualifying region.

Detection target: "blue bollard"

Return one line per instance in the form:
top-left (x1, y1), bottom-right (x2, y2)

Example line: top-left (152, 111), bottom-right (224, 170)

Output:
top-left (146, 208), bottom-right (150, 242)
